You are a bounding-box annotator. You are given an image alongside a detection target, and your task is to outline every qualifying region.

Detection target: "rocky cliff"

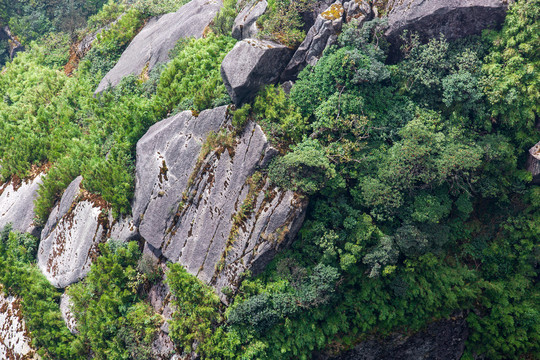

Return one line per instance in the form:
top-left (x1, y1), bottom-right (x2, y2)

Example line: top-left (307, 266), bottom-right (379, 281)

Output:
top-left (0, 0), bottom-right (524, 358)
top-left (315, 314), bottom-right (469, 360)
top-left (133, 106), bottom-right (307, 293)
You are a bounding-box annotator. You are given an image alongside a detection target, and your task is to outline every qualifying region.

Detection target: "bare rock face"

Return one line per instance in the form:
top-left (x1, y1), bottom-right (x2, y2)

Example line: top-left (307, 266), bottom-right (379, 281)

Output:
top-left (37, 176), bottom-right (138, 288)
top-left (0, 292), bottom-right (36, 359)
top-left (385, 0), bottom-right (509, 61)
top-left (96, 0), bottom-right (222, 93)
top-left (232, 0), bottom-right (267, 40)
top-left (221, 39), bottom-right (293, 105)
top-left (133, 106), bottom-right (307, 292)
top-left (527, 141), bottom-right (540, 184)
top-left (60, 293), bottom-right (78, 335)
top-left (315, 313), bottom-right (469, 360)
top-left (0, 174), bottom-right (43, 237)
top-left (37, 176), bottom-right (106, 288)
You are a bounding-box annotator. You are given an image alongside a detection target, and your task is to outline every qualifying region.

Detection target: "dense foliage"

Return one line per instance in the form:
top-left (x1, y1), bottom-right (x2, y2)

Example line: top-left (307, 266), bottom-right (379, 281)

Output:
top-left (0, 0), bottom-right (538, 359)
top-left (203, 3), bottom-right (538, 359)
top-left (68, 241), bottom-right (162, 360)
top-left (0, 225), bottom-right (77, 359)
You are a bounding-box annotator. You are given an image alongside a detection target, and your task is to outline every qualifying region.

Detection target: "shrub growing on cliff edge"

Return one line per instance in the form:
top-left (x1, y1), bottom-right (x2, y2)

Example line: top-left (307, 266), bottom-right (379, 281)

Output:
top-left (68, 241), bottom-right (161, 360)
top-left (0, 226), bottom-right (77, 359)
top-left (166, 264), bottom-right (222, 355)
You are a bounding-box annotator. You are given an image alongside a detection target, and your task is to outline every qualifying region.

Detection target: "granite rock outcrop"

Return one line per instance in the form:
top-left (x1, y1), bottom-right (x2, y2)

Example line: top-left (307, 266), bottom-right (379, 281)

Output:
top-left (96, 0), bottom-right (222, 93)
top-left (133, 106), bottom-right (307, 292)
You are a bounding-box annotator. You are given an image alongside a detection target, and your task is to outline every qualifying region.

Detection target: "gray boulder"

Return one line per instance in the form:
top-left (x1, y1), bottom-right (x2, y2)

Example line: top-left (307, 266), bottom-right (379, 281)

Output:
top-left (232, 0), bottom-right (267, 40)
top-left (221, 39), bottom-right (293, 105)
top-left (60, 293), bottom-right (78, 335)
top-left (133, 106), bottom-right (307, 293)
top-left (281, 1), bottom-right (344, 81)
top-left (0, 173), bottom-right (43, 237)
top-left (96, 0), bottom-right (222, 93)
top-left (527, 141), bottom-right (540, 185)
top-left (385, 0), bottom-right (509, 61)
top-left (38, 176), bottom-right (138, 288)
top-left (315, 313), bottom-right (469, 360)
top-left (37, 177), bottom-right (106, 288)
top-left (0, 293), bottom-right (36, 359)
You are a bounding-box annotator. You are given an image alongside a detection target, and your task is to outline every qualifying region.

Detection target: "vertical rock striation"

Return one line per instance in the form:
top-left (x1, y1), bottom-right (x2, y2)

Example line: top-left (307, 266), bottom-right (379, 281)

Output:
top-left (133, 106), bottom-right (307, 292)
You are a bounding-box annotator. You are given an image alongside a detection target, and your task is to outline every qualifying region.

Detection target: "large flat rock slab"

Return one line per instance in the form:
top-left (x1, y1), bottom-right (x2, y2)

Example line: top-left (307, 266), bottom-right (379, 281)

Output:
top-left (0, 292), bottom-right (36, 359)
top-left (133, 106), bottom-right (307, 292)
top-left (385, 0), bottom-right (509, 61)
top-left (0, 174), bottom-right (42, 237)
top-left (96, 0), bottom-right (222, 93)
top-left (38, 176), bottom-right (138, 288)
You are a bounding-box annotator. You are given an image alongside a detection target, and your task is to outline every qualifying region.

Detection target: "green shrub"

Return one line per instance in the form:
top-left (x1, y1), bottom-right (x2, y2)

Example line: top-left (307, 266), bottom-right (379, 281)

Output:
top-left (166, 264), bottom-right (222, 355)
top-left (257, 0), bottom-right (313, 47)
top-left (68, 241), bottom-right (161, 360)
top-left (268, 139), bottom-right (337, 194)
top-left (252, 85), bottom-right (307, 144)
top-left (0, 226), bottom-right (78, 359)
top-left (210, 0), bottom-right (238, 36)
top-left (155, 34), bottom-right (236, 115)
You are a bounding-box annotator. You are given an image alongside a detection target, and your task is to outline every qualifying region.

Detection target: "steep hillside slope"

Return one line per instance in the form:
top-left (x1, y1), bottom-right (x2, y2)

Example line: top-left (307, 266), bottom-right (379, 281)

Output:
top-left (0, 0), bottom-right (538, 359)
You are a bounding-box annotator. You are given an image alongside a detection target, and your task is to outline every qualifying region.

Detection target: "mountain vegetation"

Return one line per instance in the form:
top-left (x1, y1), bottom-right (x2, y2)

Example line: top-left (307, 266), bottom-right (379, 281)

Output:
top-left (0, 0), bottom-right (538, 359)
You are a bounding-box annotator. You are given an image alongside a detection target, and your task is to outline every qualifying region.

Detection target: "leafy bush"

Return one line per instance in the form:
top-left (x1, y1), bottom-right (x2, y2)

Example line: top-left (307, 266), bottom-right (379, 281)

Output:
top-left (131, 0), bottom-right (190, 16)
top-left (481, 0), bottom-right (540, 145)
top-left (268, 139), bottom-right (337, 194)
top-left (68, 241), bottom-right (161, 360)
top-left (210, 0), bottom-right (238, 36)
top-left (166, 264), bottom-right (222, 355)
top-left (0, 225), bottom-right (77, 359)
top-left (155, 34), bottom-right (236, 115)
top-left (252, 85), bottom-right (307, 144)
top-left (80, 7), bottom-right (145, 78)
top-left (257, 0), bottom-right (313, 47)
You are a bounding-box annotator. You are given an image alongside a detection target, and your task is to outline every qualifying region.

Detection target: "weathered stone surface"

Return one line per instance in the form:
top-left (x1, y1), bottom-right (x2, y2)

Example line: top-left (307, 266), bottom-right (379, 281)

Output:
top-left (60, 293), bottom-right (78, 335)
top-left (38, 177), bottom-right (105, 288)
top-left (0, 292), bottom-right (36, 359)
top-left (232, 0), bottom-right (267, 40)
top-left (96, 0), bottom-right (222, 93)
top-left (281, 2), bottom-right (343, 81)
top-left (315, 314), bottom-right (469, 360)
top-left (281, 0), bottom-right (375, 81)
top-left (0, 174), bottom-right (43, 237)
top-left (527, 141), bottom-right (540, 185)
top-left (343, 0), bottom-right (374, 22)
top-left (385, 0), bottom-right (509, 61)
top-left (108, 214), bottom-right (139, 242)
top-left (133, 106), bottom-right (307, 292)
top-left (152, 331), bottom-right (176, 360)
top-left (37, 176), bottom-right (138, 288)
top-left (302, 0), bottom-right (335, 31)
top-left (221, 39), bottom-right (293, 105)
